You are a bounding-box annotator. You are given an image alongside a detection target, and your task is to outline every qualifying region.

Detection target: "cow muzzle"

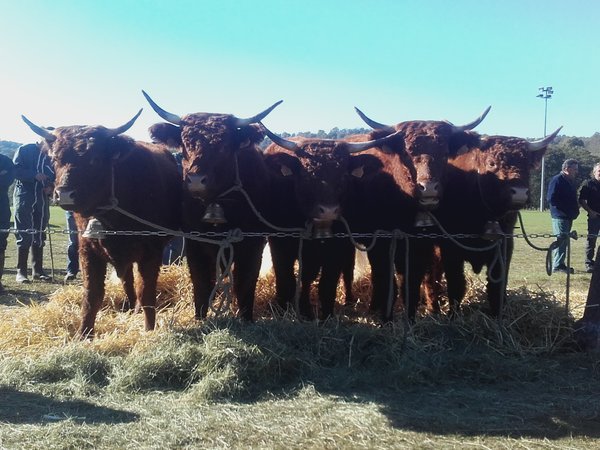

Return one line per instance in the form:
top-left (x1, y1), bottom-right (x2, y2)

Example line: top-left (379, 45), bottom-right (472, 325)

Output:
top-left (186, 174), bottom-right (208, 199)
top-left (510, 187), bottom-right (529, 209)
top-left (316, 204), bottom-right (340, 222)
top-left (55, 189), bottom-right (76, 209)
top-left (417, 181), bottom-right (441, 210)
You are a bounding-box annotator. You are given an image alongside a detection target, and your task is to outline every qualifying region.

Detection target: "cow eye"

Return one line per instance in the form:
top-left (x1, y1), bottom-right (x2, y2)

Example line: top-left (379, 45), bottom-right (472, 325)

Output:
top-left (487, 159), bottom-right (497, 170)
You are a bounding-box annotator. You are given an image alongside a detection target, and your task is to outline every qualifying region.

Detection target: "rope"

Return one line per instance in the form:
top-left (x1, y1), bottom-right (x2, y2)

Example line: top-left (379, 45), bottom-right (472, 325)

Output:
top-left (26, 155), bottom-right (583, 324)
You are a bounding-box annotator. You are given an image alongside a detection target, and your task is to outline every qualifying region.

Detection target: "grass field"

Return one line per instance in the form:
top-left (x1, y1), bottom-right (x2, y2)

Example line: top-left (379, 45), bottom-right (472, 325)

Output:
top-left (0, 207), bottom-right (599, 449)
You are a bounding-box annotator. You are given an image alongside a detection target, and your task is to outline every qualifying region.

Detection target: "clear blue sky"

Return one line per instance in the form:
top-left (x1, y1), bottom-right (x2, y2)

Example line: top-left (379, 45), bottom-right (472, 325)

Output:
top-left (1, 0), bottom-right (597, 144)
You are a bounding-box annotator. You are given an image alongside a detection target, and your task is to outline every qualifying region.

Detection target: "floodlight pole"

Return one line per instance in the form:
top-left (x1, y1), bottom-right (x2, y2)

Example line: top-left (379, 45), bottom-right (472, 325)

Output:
top-left (537, 86), bottom-right (554, 211)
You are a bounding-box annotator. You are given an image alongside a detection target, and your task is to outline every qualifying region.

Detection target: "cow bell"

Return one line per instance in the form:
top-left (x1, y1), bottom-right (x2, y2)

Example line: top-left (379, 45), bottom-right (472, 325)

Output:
top-left (202, 203), bottom-right (227, 225)
top-left (312, 219), bottom-right (333, 239)
top-left (481, 220), bottom-right (503, 241)
top-left (82, 217), bottom-right (107, 239)
top-left (414, 211), bottom-right (435, 228)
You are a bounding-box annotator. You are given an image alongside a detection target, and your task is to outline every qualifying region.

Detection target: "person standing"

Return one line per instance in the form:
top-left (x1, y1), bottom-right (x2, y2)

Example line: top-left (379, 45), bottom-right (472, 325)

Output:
top-left (13, 142), bottom-right (55, 283)
top-left (64, 210), bottom-right (79, 281)
top-left (579, 162), bottom-right (600, 273)
top-left (547, 158), bottom-right (579, 274)
top-left (0, 154), bottom-right (15, 292)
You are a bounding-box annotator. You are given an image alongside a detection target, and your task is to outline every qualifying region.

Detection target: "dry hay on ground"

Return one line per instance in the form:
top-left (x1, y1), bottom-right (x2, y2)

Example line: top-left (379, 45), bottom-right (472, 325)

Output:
top-left (0, 263), bottom-right (581, 359)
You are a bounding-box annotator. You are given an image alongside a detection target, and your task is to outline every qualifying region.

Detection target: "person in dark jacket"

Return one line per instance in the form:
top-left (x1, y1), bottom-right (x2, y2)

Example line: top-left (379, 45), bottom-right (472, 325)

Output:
top-left (12, 142), bottom-right (55, 283)
top-left (547, 158), bottom-right (579, 274)
top-left (0, 154), bottom-right (15, 292)
top-left (579, 162), bottom-right (600, 273)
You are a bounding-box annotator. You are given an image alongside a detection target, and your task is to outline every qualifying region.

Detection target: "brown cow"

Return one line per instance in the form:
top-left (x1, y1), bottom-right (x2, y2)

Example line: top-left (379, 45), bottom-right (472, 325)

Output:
top-left (262, 125), bottom-right (397, 319)
top-left (344, 108), bottom-right (490, 321)
top-left (22, 111), bottom-right (182, 338)
top-left (142, 91), bottom-right (280, 321)
top-left (427, 127), bottom-right (562, 316)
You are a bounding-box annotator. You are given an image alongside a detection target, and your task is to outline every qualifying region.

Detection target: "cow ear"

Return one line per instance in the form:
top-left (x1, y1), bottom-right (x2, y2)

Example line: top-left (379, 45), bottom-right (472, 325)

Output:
top-left (454, 144), bottom-right (471, 156)
top-left (265, 152), bottom-right (300, 177)
top-left (351, 166), bottom-right (364, 178)
top-left (448, 131), bottom-right (481, 157)
top-left (528, 148), bottom-right (546, 169)
top-left (349, 154), bottom-right (384, 178)
top-left (240, 124), bottom-right (266, 146)
top-left (148, 123), bottom-right (182, 147)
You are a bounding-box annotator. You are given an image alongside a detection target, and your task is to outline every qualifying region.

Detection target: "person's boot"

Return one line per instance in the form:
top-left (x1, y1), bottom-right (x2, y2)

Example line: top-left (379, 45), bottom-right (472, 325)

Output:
top-left (16, 247), bottom-right (30, 283)
top-left (31, 246), bottom-right (52, 282)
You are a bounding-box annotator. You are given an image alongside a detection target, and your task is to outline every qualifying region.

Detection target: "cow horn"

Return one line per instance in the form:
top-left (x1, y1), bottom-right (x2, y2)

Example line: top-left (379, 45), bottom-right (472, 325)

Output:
top-left (106, 109), bottom-right (143, 137)
top-left (446, 106), bottom-right (491, 132)
top-left (345, 130), bottom-right (404, 153)
top-left (142, 90), bottom-right (182, 125)
top-left (21, 115), bottom-right (56, 142)
top-left (354, 107), bottom-right (394, 133)
top-left (260, 122), bottom-right (299, 152)
top-left (527, 126), bottom-right (563, 152)
top-left (235, 100), bottom-right (283, 128)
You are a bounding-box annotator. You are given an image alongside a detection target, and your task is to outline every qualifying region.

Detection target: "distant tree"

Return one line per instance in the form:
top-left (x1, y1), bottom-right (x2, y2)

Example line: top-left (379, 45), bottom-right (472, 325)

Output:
top-left (584, 132), bottom-right (600, 156)
top-left (529, 140), bottom-right (597, 209)
top-left (0, 140), bottom-right (21, 158)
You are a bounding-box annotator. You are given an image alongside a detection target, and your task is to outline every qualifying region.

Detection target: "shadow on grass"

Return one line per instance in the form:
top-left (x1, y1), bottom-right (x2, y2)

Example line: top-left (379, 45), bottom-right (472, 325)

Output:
top-left (0, 386), bottom-right (138, 425)
top-left (334, 376), bottom-right (600, 440)
top-left (214, 306), bottom-right (600, 441)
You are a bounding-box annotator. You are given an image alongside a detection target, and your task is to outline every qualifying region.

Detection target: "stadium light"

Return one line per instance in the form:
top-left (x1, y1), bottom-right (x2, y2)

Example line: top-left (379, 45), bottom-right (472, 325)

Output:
top-left (537, 86), bottom-right (554, 212)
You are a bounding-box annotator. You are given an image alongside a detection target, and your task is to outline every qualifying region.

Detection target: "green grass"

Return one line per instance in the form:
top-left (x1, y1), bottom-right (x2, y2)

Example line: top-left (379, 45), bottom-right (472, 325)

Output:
top-left (0, 207), bottom-right (599, 449)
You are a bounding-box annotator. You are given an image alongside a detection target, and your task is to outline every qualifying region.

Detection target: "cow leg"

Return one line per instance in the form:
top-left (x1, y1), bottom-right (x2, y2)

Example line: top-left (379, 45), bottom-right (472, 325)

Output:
top-left (421, 246), bottom-right (443, 315)
top-left (318, 262), bottom-right (340, 320)
top-left (233, 238), bottom-right (265, 321)
top-left (397, 245), bottom-right (430, 322)
top-left (187, 240), bottom-right (216, 320)
top-left (341, 243), bottom-right (356, 306)
top-left (268, 237), bottom-right (298, 309)
top-left (486, 237), bottom-right (514, 317)
top-left (441, 249), bottom-right (466, 317)
top-left (367, 239), bottom-right (398, 317)
top-left (136, 251), bottom-right (162, 331)
top-left (115, 263), bottom-right (136, 312)
top-left (77, 248), bottom-right (107, 339)
top-left (298, 243), bottom-right (319, 320)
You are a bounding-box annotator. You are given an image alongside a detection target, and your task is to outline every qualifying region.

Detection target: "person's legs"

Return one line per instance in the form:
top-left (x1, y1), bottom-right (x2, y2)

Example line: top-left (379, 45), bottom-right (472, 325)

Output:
top-left (585, 216), bottom-right (600, 270)
top-left (31, 190), bottom-right (51, 281)
top-left (13, 189), bottom-right (34, 283)
top-left (0, 197), bottom-right (10, 291)
top-left (552, 217), bottom-right (573, 270)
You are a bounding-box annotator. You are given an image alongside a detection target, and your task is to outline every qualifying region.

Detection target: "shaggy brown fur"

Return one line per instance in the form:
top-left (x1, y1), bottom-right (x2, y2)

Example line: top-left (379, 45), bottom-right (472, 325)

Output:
top-left (150, 114), bottom-right (269, 322)
top-left (264, 138), bottom-right (382, 319)
top-left (426, 134), bottom-right (547, 316)
top-left (343, 121), bottom-right (481, 321)
top-left (45, 125), bottom-right (182, 338)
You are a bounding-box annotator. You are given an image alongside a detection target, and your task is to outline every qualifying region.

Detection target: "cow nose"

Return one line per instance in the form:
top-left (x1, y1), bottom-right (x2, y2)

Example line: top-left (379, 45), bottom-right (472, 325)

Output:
top-left (55, 189), bottom-right (76, 207)
top-left (417, 181), bottom-right (440, 209)
top-left (316, 204), bottom-right (340, 221)
top-left (510, 187), bottom-right (529, 207)
top-left (186, 174), bottom-right (208, 197)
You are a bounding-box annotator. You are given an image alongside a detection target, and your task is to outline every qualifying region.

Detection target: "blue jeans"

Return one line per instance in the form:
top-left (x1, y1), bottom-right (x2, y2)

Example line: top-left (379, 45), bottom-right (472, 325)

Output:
top-left (552, 217), bottom-right (573, 269)
top-left (66, 211), bottom-right (79, 275)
